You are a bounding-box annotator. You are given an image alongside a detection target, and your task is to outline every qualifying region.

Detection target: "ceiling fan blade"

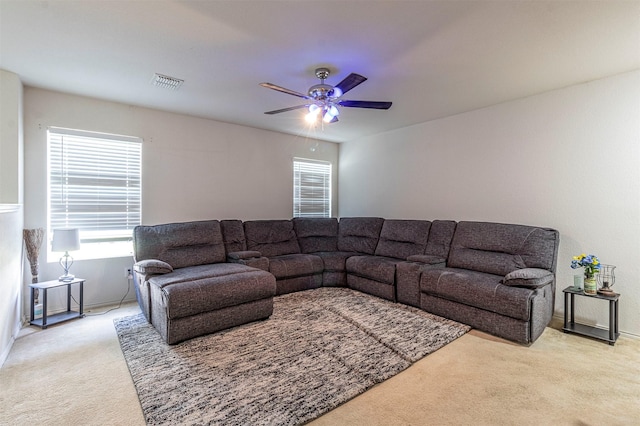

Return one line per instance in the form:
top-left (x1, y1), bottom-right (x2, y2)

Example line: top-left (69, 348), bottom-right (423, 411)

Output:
top-left (264, 104), bottom-right (309, 115)
top-left (334, 73), bottom-right (367, 95)
top-left (338, 100), bottom-right (392, 109)
top-left (260, 82), bottom-right (310, 99)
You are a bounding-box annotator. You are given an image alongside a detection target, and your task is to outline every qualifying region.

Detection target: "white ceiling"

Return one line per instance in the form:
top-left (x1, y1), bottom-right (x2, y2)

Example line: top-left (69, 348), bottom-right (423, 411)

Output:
top-left (1, 1), bottom-right (639, 143)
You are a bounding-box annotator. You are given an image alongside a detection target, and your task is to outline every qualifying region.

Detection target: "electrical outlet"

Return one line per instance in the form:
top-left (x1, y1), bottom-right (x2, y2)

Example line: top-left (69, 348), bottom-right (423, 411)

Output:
top-left (125, 267), bottom-right (131, 278)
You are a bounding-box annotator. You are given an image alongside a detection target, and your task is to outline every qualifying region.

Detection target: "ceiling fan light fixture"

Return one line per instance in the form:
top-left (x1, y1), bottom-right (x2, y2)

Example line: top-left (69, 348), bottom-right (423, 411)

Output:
top-left (305, 106), bottom-right (321, 123)
top-left (330, 87), bottom-right (342, 98)
top-left (323, 106), bottom-right (338, 123)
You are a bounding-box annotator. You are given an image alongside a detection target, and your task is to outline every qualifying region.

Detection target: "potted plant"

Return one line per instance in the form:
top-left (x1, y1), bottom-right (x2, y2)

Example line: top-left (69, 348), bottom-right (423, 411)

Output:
top-left (571, 254), bottom-right (601, 295)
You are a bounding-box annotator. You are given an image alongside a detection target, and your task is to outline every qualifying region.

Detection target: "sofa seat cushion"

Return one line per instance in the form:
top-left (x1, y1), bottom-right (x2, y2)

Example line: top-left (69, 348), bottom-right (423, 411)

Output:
top-left (346, 255), bottom-right (402, 285)
top-left (149, 264), bottom-right (276, 320)
top-left (312, 251), bottom-right (358, 271)
top-left (268, 253), bottom-right (323, 279)
top-left (420, 267), bottom-right (535, 321)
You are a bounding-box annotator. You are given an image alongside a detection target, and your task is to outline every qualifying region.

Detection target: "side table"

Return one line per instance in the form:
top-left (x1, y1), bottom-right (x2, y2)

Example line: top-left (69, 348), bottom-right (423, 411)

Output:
top-left (30, 278), bottom-right (85, 329)
top-left (562, 286), bottom-right (619, 345)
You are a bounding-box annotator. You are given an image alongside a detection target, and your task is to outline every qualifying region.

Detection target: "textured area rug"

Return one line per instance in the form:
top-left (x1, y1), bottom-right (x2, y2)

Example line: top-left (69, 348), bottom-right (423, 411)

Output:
top-left (114, 288), bottom-right (470, 425)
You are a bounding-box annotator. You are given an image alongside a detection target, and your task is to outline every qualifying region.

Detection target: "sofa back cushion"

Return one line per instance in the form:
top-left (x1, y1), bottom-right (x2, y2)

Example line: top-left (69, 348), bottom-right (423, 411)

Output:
top-left (133, 220), bottom-right (226, 268)
top-left (244, 220), bottom-right (301, 258)
top-left (374, 219), bottom-right (431, 259)
top-left (337, 217), bottom-right (384, 254)
top-left (425, 220), bottom-right (457, 259)
top-left (292, 217), bottom-right (338, 253)
top-left (220, 219), bottom-right (247, 253)
top-left (447, 221), bottom-right (560, 276)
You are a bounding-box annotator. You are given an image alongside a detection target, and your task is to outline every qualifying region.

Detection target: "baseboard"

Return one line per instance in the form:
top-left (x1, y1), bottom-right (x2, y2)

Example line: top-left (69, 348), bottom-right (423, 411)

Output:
top-left (0, 318), bottom-right (22, 368)
top-left (0, 336), bottom-right (15, 368)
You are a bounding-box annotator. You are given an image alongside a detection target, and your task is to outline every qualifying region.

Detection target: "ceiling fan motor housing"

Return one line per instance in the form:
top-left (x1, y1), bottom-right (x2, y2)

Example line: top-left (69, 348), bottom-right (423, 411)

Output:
top-left (308, 83), bottom-right (335, 99)
top-left (308, 67), bottom-right (340, 99)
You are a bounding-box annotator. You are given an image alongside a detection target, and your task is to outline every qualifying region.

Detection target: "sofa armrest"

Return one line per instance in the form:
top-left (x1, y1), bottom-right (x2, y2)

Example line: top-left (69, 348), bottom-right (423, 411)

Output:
top-left (501, 268), bottom-right (554, 289)
top-left (133, 259), bottom-right (173, 275)
top-left (227, 251), bottom-right (269, 271)
top-left (227, 250), bottom-right (263, 261)
top-left (406, 254), bottom-right (446, 266)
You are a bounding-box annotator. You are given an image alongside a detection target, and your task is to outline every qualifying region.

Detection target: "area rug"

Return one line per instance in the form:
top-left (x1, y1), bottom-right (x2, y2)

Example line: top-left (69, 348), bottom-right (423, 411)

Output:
top-left (114, 287), bottom-right (470, 425)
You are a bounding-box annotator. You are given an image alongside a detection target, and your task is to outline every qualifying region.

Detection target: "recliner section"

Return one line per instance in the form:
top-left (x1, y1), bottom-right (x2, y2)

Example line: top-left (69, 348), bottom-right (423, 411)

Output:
top-left (244, 220), bottom-right (324, 295)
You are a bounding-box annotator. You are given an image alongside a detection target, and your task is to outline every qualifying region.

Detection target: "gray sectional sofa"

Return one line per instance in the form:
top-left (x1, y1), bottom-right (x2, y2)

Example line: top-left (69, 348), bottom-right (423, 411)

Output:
top-left (133, 217), bottom-right (559, 345)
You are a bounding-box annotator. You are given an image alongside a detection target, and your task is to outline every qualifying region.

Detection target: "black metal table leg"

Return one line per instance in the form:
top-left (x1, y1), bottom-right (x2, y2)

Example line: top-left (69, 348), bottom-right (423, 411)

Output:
top-left (30, 287), bottom-right (35, 322)
top-left (570, 293), bottom-right (575, 325)
top-left (79, 281), bottom-right (84, 317)
top-left (609, 299), bottom-right (615, 343)
top-left (42, 289), bottom-right (48, 329)
top-left (563, 291), bottom-right (569, 330)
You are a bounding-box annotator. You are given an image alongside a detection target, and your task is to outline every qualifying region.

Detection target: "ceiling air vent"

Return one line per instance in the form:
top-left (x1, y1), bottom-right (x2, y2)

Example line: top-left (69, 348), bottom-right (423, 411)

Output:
top-left (151, 73), bottom-right (184, 90)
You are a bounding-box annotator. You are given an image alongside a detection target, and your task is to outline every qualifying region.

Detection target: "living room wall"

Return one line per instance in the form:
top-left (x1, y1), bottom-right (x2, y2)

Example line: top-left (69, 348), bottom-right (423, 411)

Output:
top-left (0, 69), bottom-right (24, 366)
top-left (23, 88), bottom-right (338, 315)
top-left (339, 70), bottom-right (640, 337)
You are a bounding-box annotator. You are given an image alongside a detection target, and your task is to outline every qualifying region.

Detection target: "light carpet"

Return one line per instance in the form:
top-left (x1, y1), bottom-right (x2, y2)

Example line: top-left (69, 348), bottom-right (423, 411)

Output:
top-left (114, 287), bottom-right (470, 425)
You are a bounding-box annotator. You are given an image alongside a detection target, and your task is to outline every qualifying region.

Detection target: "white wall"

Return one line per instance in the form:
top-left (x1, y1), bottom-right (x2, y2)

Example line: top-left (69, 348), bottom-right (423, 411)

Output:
top-left (0, 69), bottom-right (24, 366)
top-left (339, 70), bottom-right (640, 337)
top-left (0, 70), bottom-right (23, 204)
top-left (23, 88), bottom-right (338, 313)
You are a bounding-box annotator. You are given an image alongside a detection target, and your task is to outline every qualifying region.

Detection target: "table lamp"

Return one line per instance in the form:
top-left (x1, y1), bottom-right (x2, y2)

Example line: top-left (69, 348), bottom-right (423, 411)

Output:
top-left (52, 228), bottom-right (80, 282)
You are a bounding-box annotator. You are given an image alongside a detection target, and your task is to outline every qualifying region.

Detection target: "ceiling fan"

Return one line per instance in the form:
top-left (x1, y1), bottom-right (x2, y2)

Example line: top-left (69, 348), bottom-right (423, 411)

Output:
top-left (260, 67), bottom-right (392, 124)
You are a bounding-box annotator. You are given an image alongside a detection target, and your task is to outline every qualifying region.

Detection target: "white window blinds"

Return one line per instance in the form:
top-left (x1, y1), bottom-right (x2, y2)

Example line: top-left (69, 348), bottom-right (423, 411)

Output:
top-left (48, 127), bottom-right (142, 244)
top-left (293, 158), bottom-right (332, 218)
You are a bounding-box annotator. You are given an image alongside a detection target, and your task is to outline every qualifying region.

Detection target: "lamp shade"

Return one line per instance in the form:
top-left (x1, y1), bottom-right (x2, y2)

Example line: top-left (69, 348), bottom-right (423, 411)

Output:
top-left (52, 228), bottom-right (81, 252)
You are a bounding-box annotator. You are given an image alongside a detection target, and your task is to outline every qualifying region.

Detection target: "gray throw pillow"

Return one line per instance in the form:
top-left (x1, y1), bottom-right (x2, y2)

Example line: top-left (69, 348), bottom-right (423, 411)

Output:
top-left (502, 268), bottom-right (553, 289)
top-left (133, 259), bottom-right (173, 275)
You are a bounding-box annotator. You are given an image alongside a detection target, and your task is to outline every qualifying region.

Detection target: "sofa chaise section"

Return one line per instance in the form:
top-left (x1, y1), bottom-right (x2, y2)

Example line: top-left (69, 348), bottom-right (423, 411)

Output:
top-left (133, 220), bottom-right (276, 344)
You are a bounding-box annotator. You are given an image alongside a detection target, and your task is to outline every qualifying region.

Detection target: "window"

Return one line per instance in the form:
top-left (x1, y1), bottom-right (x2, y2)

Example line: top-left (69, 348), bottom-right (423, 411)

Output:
top-left (293, 158), bottom-right (332, 218)
top-left (48, 127), bottom-right (142, 260)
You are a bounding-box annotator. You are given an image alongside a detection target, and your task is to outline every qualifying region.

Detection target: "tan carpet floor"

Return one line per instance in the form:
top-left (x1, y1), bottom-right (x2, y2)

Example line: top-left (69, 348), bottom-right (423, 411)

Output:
top-left (1, 301), bottom-right (639, 426)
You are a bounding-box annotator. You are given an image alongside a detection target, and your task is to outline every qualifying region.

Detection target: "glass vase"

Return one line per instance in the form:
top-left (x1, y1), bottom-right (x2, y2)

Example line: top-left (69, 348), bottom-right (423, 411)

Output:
top-left (584, 274), bottom-right (597, 295)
